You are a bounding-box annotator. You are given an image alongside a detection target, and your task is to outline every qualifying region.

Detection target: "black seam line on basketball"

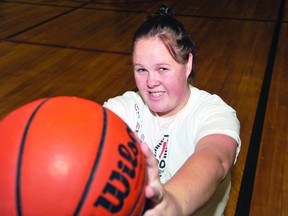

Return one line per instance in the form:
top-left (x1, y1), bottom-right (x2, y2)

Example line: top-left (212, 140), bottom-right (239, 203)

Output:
top-left (234, 0), bottom-right (285, 215)
top-left (16, 98), bottom-right (50, 216)
top-left (5, 3), bottom-right (88, 39)
top-left (73, 107), bottom-right (108, 216)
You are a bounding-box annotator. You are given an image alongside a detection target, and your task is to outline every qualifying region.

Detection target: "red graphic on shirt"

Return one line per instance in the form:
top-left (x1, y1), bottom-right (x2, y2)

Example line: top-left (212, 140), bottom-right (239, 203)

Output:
top-left (154, 135), bottom-right (169, 178)
top-left (135, 122), bottom-right (140, 133)
top-left (159, 141), bottom-right (167, 159)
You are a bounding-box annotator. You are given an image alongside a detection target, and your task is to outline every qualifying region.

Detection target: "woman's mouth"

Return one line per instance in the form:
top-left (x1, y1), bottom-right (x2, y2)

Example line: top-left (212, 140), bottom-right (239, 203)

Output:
top-left (149, 91), bottom-right (165, 97)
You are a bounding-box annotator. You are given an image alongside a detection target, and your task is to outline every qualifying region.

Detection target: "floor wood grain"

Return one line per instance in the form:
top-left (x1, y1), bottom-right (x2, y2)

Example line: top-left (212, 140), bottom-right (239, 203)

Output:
top-left (0, 1), bottom-right (287, 215)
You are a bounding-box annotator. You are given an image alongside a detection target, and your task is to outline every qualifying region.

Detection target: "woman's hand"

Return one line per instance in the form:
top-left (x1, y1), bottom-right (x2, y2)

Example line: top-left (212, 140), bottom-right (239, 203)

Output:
top-left (140, 142), bottom-right (182, 216)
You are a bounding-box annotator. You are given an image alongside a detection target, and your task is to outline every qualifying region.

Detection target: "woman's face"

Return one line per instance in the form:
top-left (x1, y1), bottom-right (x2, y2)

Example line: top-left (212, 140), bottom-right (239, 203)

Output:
top-left (133, 37), bottom-right (192, 117)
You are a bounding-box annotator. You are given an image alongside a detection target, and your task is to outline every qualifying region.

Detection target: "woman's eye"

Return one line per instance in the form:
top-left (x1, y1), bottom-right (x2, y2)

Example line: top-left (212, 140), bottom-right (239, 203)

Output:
top-left (136, 68), bottom-right (146, 72)
top-left (159, 67), bottom-right (168, 72)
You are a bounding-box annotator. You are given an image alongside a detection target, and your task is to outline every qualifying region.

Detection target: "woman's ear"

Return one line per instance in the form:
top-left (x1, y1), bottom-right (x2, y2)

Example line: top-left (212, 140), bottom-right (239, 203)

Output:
top-left (186, 53), bottom-right (193, 78)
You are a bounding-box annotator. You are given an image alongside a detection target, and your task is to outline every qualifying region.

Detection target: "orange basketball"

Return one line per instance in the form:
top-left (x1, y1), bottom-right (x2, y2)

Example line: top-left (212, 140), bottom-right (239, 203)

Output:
top-left (0, 96), bottom-right (147, 216)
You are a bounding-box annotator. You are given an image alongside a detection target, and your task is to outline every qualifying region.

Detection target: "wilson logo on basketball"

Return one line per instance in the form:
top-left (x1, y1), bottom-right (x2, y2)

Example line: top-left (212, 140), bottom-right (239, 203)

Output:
top-left (94, 128), bottom-right (142, 213)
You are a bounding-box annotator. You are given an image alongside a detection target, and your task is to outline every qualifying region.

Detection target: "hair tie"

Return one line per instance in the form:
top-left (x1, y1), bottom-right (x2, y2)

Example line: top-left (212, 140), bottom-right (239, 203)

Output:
top-left (156, 4), bottom-right (174, 17)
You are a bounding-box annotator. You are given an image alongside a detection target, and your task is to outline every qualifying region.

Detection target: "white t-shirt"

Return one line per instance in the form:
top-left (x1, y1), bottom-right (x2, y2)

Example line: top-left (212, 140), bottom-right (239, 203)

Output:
top-left (103, 85), bottom-right (241, 215)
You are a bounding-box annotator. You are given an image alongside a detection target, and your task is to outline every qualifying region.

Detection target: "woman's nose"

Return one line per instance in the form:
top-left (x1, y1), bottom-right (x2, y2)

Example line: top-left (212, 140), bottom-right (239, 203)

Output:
top-left (147, 72), bottom-right (160, 88)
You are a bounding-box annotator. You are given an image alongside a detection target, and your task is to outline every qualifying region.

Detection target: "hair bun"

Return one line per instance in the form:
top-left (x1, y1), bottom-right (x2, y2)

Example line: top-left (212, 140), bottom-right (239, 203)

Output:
top-left (156, 4), bottom-right (174, 17)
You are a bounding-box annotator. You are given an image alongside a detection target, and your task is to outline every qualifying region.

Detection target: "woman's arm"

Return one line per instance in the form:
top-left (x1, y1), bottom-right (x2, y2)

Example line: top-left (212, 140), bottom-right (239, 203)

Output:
top-left (142, 134), bottom-right (238, 216)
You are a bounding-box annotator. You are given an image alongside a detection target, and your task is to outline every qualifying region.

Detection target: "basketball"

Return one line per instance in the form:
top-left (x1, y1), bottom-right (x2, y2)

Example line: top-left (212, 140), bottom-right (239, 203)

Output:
top-left (0, 96), bottom-right (147, 216)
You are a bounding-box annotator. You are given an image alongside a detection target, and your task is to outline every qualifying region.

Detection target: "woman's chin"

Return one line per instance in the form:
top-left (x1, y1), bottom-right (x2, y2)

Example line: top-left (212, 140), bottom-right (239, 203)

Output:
top-left (149, 106), bottom-right (170, 116)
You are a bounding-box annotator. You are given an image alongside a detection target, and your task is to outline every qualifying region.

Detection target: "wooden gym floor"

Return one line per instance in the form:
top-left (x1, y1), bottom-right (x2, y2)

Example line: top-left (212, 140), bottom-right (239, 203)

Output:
top-left (0, 0), bottom-right (287, 215)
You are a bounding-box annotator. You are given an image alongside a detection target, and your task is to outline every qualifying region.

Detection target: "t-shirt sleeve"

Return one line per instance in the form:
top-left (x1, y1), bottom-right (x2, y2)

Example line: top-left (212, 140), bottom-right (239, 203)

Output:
top-left (194, 94), bottom-right (241, 164)
top-left (102, 91), bottom-right (140, 129)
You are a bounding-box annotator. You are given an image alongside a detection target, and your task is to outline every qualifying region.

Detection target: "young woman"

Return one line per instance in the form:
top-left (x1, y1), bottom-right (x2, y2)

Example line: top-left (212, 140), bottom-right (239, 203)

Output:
top-left (103, 4), bottom-right (241, 216)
